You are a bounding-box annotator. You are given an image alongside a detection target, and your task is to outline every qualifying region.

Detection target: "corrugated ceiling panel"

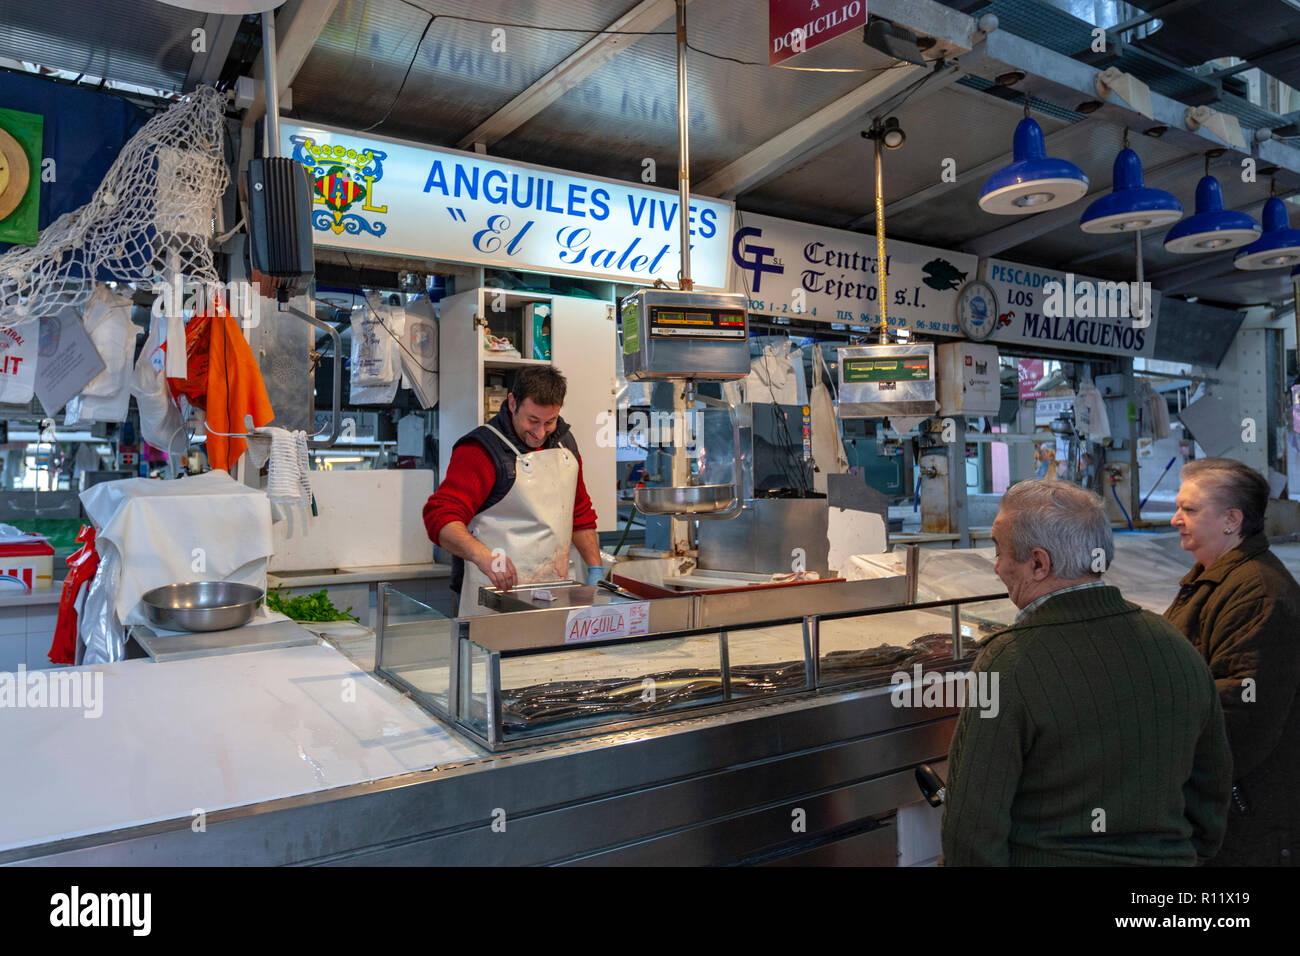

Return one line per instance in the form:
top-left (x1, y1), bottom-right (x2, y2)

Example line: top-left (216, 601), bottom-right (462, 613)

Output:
top-left (490, 4), bottom-right (900, 182)
top-left (0, 0), bottom-right (201, 92)
top-left (289, 0), bottom-right (642, 146)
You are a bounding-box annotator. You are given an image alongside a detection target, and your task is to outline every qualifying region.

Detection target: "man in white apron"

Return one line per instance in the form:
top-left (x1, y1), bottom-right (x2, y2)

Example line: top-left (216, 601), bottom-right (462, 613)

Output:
top-left (423, 366), bottom-right (603, 616)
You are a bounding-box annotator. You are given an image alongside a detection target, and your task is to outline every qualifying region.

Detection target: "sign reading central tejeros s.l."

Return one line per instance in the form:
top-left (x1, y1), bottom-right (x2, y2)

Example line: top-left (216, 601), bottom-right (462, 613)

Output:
top-left (280, 122), bottom-right (734, 290)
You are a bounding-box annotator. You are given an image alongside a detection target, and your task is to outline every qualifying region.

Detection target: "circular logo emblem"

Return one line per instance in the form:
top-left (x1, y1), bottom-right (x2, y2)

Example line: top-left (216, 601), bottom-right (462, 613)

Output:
top-left (956, 280), bottom-right (999, 342)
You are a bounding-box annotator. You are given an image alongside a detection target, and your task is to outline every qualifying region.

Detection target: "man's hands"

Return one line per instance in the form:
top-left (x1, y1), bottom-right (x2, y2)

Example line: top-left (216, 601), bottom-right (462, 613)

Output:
top-left (476, 547), bottom-right (518, 591)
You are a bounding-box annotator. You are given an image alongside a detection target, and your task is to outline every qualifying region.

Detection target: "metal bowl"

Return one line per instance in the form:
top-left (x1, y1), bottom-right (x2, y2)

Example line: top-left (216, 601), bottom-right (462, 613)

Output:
top-left (634, 484), bottom-right (738, 515)
top-left (141, 581), bottom-right (264, 633)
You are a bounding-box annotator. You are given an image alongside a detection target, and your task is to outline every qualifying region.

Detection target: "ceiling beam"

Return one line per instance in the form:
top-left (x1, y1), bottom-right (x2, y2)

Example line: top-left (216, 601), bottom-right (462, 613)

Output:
top-left (960, 152), bottom-right (1206, 258)
top-left (184, 12), bottom-right (242, 91)
top-left (457, 0), bottom-right (684, 150)
top-left (848, 107), bottom-right (1101, 230)
top-left (245, 0), bottom-right (340, 123)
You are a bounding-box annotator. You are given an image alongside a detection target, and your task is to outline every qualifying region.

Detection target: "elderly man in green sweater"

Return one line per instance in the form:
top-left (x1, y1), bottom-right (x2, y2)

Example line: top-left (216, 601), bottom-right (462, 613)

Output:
top-left (941, 479), bottom-right (1231, 866)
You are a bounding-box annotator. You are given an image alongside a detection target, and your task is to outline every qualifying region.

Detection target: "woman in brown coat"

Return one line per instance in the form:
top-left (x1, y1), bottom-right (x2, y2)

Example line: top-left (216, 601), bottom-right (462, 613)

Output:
top-left (1165, 458), bottom-right (1300, 866)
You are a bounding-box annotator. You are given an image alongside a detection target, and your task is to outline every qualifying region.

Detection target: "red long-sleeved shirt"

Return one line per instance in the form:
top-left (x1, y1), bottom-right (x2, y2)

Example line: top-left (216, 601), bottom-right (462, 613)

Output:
top-left (423, 438), bottom-right (597, 548)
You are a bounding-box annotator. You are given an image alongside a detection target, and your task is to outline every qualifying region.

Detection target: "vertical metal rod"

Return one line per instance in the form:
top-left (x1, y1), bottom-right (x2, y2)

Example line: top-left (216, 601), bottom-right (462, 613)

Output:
top-left (905, 543), bottom-right (919, 604)
top-left (719, 631), bottom-right (731, 700)
top-left (374, 582), bottom-right (389, 668)
top-left (489, 651), bottom-right (503, 748)
top-left (675, 0), bottom-right (693, 290)
top-left (804, 616), bottom-right (820, 688)
top-left (875, 135), bottom-right (888, 343)
top-left (261, 11), bottom-right (281, 157)
top-left (1134, 229), bottom-right (1144, 326)
top-left (951, 603), bottom-right (963, 660)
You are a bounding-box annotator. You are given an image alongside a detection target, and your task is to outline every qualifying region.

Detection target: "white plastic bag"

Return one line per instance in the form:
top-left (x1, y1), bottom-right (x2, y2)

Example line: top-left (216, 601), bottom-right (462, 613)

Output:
top-left (129, 314), bottom-right (185, 452)
top-left (65, 284), bottom-right (139, 425)
top-left (351, 296), bottom-right (402, 386)
top-left (400, 295), bottom-right (438, 408)
top-left (0, 313), bottom-right (39, 404)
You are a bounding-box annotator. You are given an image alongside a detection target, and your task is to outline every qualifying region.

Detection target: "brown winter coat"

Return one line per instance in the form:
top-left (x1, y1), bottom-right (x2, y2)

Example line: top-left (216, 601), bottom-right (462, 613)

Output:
top-left (1164, 533), bottom-right (1300, 866)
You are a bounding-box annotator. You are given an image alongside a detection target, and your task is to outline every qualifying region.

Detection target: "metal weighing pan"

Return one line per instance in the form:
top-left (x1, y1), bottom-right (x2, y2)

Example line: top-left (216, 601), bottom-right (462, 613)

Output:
top-left (141, 582), bottom-right (264, 633)
top-left (635, 484), bottom-right (737, 515)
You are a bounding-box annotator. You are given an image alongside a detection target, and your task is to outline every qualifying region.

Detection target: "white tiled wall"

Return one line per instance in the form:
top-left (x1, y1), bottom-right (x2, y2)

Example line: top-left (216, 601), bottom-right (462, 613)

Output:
top-left (0, 604), bottom-right (62, 672)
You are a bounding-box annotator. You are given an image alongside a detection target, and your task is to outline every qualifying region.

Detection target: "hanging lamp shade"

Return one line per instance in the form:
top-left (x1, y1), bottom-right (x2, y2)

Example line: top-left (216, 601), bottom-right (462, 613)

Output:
top-left (1163, 175), bottom-right (1260, 253)
top-left (978, 117), bottom-right (1090, 214)
top-left (1233, 197), bottom-right (1300, 270)
top-left (1080, 148), bottom-right (1182, 233)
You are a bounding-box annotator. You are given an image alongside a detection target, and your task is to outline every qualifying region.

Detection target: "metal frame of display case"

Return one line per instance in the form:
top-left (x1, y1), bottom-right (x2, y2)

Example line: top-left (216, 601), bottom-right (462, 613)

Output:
top-left (374, 577), bottom-right (1010, 752)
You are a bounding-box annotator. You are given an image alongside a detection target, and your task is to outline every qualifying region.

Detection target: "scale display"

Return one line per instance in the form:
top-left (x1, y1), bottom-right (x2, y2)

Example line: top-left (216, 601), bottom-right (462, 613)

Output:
top-left (842, 355), bottom-right (931, 383)
top-left (649, 307), bottom-right (747, 339)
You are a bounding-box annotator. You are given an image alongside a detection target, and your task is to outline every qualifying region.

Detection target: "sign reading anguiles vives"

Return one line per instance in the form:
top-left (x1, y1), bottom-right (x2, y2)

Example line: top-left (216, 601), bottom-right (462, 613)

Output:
top-left (281, 122), bottom-right (734, 289)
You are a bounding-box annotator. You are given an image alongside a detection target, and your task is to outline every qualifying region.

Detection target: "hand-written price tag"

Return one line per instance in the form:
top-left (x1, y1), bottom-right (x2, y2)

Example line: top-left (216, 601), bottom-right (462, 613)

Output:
top-left (564, 602), bottom-right (649, 644)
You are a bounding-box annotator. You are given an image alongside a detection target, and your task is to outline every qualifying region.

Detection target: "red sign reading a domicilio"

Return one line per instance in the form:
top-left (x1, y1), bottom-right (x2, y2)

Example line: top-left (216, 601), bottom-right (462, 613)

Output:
top-left (770, 0), bottom-right (866, 65)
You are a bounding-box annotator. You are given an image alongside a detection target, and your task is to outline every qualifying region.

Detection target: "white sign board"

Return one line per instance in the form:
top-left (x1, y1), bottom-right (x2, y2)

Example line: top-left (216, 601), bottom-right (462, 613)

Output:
top-left (281, 122), bottom-right (734, 289)
top-left (982, 259), bottom-right (1160, 358)
top-left (729, 212), bottom-right (979, 335)
top-left (564, 602), bottom-right (650, 643)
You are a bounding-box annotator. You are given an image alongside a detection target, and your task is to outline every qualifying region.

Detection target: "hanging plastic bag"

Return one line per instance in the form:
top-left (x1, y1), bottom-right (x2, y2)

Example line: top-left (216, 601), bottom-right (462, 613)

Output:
top-left (1075, 379), bottom-right (1111, 441)
top-left (78, 536), bottom-right (126, 665)
top-left (50, 525), bottom-right (99, 666)
top-left (65, 284), bottom-right (139, 425)
top-left (129, 314), bottom-right (186, 454)
top-left (351, 295), bottom-right (401, 385)
top-left (809, 346), bottom-right (849, 493)
top-left (400, 295), bottom-right (439, 408)
top-left (0, 312), bottom-right (39, 404)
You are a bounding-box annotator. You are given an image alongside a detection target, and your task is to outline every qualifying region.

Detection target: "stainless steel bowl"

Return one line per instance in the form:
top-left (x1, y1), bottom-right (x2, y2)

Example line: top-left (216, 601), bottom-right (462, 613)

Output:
top-left (634, 483), bottom-right (738, 515)
top-left (141, 581), bottom-right (264, 633)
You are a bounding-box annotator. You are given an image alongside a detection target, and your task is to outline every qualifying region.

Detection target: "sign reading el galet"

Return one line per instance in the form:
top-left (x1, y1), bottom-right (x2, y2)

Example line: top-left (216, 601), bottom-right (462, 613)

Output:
top-left (280, 122), bottom-right (735, 290)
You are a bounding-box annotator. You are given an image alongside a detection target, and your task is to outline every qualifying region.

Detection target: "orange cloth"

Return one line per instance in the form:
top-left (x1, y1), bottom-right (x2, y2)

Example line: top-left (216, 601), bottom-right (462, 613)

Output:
top-left (167, 310), bottom-right (274, 471)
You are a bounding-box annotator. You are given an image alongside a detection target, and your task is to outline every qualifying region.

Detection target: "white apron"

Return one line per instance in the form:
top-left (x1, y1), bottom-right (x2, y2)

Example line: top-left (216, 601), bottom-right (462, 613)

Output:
top-left (458, 423), bottom-right (580, 617)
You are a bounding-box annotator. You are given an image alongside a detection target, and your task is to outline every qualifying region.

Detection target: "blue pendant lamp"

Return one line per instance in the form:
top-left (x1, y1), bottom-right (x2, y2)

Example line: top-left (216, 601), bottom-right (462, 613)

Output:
top-left (1080, 148), bottom-right (1183, 233)
top-left (1233, 196), bottom-right (1300, 270)
top-left (979, 115), bottom-right (1090, 214)
top-left (1164, 174), bottom-right (1260, 253)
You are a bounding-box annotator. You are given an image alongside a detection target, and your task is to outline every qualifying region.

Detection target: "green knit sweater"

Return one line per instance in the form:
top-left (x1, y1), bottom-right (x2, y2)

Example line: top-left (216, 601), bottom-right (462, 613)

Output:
top-left (941, 585), bottom-right (1231, 866)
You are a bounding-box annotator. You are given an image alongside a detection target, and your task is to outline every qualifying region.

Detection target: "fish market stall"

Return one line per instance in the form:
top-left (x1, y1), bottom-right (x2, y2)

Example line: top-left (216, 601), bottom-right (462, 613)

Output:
top-left (2, 549), bottom-right (1013, 866)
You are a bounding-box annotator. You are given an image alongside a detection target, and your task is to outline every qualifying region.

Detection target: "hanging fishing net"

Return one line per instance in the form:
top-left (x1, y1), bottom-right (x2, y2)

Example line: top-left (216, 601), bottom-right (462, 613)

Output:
top-left (0, 85), bottom-right (229, 319)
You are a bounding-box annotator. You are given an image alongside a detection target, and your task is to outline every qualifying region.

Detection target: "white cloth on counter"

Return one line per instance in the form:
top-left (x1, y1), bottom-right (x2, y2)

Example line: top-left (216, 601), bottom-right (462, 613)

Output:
top-left (80, 470), bottom-right (273, 628)
top-left (78, 538), bottom-right (124, 665)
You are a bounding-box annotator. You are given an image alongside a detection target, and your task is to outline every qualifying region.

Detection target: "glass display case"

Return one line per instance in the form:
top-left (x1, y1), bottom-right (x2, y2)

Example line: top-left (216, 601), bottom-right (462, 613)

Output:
top-left (375, 575), bottom-right (1015, 751)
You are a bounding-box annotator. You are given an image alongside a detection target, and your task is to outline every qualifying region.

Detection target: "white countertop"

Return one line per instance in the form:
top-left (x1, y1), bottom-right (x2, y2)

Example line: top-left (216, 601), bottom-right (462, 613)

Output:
top-left (0, 585), bottom-right (62, 607)
top-left (0, 642), bottom-right (480, 853)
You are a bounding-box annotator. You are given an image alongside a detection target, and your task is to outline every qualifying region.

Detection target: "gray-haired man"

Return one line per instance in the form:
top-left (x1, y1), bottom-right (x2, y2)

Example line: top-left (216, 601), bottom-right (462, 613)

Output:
top-left (941, 479), bottom-right (1231, 866)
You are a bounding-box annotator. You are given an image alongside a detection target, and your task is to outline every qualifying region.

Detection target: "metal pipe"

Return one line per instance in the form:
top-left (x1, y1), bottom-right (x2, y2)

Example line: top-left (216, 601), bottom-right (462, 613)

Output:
top-left (261, 11), bottom-right (281, 157)
top-left (905, 543), bottom-right (919, 604)
top-left (875, 134), bottom-right (888, 343)
top-left (1134, 229), bottom-right (1145, 326)
top-left (675, 0), bottom-right (692, 290)
top-left (282, 303), bottom-right (342, 447)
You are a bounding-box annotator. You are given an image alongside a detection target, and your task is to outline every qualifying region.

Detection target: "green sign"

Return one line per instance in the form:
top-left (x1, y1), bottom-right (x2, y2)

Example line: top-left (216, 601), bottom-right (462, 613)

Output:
top-left (842, 356), bottom-right (930, 383)
top-left (622, 300), bottom-right (639, 354)
top-left (0, 106), bottom-right (42, 247)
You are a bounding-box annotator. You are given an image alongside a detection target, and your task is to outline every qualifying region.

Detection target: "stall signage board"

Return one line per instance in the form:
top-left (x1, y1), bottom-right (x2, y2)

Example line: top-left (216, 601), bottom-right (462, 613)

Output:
top-left (981, 259), bottom-right (1160, 359)
top-left (729, 212), bottom-right (977, 332)
top-left (564, 602), bottom-right (650, 644)
top-left (280, 122), bottom-right (734, 290)
top-left (770, 1), bottom-right (867, 64)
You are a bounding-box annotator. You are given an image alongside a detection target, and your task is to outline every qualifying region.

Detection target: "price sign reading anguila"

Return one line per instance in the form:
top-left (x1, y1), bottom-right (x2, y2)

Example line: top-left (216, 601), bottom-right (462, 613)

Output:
top-left (281, 122), bottom-right (734, 289)
top-left (564, 601), bottom-right (650, 644)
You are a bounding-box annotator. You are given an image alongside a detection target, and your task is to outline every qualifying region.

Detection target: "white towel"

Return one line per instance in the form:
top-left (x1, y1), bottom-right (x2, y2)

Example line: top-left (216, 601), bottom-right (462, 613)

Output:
top-left (247, 426), bottom-right (313, 509)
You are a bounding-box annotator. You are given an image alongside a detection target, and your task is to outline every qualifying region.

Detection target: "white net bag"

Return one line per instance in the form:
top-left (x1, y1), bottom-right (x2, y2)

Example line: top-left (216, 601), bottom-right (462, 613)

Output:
top-left (0, 86), bottom-right (229, 320)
